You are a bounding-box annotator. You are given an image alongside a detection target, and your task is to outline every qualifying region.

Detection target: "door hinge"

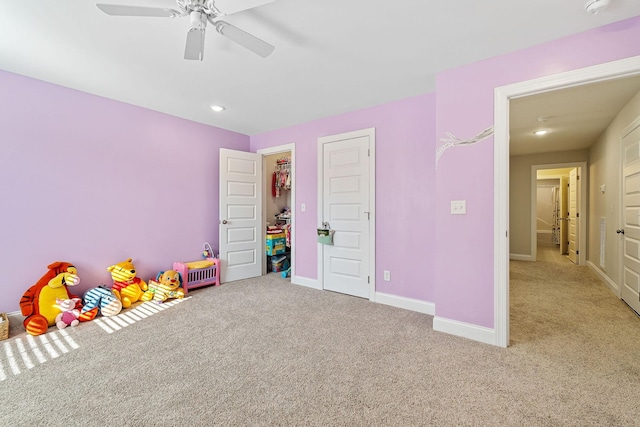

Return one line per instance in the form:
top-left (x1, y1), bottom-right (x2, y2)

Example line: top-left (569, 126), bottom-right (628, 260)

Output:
top-left (577, 213), bottom-right (579, 218)
top-left (368, 276), bottom-right (370, 284)
top-left (367, 148), bottom-right (370, 157)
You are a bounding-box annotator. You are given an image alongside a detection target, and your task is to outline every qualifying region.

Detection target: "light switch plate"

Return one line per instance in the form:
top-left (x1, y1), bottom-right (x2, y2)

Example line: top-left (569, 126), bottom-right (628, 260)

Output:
top-left (451, 200), bottom-right (466, 215)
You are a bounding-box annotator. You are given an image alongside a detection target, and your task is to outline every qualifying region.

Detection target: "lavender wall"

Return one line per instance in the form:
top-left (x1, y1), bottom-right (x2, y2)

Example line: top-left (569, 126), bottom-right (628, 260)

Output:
top-left (251, 93), bottom-right (436, 301)
top-left (434, 16), bottom-right (640, 327)
top-left (0, 71), bottom-right (249, 313)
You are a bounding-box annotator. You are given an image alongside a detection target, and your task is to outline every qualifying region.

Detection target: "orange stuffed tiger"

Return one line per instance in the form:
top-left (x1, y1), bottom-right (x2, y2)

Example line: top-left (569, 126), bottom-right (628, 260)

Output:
top-left (19, 262), bottom-right (88, 336)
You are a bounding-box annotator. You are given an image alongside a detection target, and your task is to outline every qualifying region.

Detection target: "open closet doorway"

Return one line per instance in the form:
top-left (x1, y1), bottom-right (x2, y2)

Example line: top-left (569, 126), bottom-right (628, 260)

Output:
top-left (258, 144), bottom-right (295, 279)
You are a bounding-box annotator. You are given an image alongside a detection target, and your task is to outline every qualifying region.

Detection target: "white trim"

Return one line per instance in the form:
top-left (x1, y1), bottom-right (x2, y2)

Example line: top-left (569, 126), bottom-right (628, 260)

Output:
top-left (6, 310), bottom-right (22, 320)
top-left (494, 86), bottom-right (510, 348)
top-left (433, 316), bottom-right (496, 346)
top-left (291, 275), bottom-right (321, 290)
top-left (375, 292), bottom-right (435, 315)
top-left (510, 253), bottom-right (534, 261)
top-left (317, 128), bottom-right (376, 300)
top-left (495, 55), bottom-right (640, 348)
top-left (257, 143), bottom-right (296, 278)
top-left (587, 260), bottom-right (620, 296)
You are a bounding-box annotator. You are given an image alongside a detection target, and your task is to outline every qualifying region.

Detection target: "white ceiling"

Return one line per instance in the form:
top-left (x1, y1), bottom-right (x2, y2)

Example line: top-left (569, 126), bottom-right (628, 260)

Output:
top-left (510, 74), bottom-right (640, 156)
top-left (1, 1), bottom-right (640, 135)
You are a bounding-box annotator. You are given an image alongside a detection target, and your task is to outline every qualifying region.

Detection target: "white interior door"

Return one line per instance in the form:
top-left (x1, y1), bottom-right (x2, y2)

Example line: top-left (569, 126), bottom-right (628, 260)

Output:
top-left (621, 122), bottom-right (640, 315)
top-left (560, 175), bottom-right (569, 255)
top-left (318, 129), bottom-right (374, 299)
top-left (568, 168), bottom-right (579, 264)
top-left (219, 148), bottom-right (262, 282)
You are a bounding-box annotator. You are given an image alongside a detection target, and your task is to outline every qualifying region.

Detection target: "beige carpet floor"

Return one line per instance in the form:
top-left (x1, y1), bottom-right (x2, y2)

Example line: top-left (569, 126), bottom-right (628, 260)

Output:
top-left (0, 252), bottom-right (638, 426)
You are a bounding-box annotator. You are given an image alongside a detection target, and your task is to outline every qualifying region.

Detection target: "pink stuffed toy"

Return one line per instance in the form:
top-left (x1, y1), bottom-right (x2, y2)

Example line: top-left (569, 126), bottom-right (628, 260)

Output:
top-left (55, 298), bottom-right (81, 329)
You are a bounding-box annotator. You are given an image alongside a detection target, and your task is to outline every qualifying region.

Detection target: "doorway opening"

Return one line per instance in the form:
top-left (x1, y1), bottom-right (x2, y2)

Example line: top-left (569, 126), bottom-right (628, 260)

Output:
top-left (258, 144), bottom-right (296, 280)
top-left (495, 56), bottom-right (640, 347)
top-left (530, 163), bottom-right (587, 265)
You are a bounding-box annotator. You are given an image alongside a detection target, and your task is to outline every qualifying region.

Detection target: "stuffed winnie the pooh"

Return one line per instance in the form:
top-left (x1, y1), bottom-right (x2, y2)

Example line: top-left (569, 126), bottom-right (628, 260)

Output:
top-left (107, 258), bottom-right (147, 309)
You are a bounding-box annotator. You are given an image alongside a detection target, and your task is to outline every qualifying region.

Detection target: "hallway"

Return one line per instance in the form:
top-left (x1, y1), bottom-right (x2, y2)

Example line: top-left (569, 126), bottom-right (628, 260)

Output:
top-left (509, 241), bottom-right (638, 346)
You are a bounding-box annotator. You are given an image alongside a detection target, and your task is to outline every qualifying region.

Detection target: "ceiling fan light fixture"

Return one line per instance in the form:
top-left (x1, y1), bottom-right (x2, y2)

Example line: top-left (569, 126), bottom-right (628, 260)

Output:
top-left (584, 0), bottom-right (612, 15)
top-left (210, 105), bottom-right (225, 112)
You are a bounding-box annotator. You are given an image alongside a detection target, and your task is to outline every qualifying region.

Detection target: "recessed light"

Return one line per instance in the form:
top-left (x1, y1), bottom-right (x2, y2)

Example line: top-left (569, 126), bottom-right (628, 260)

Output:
top-left (534, 130), bottom-right (549, 136)
top-left (210, 105), bottom-right (225, 112)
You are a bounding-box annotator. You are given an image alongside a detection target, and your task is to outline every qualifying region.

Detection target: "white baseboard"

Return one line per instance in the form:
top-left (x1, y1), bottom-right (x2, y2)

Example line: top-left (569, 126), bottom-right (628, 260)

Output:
top-left (291, 275), bottom-right (321, 290)
top-left (374, 292), bottom-right (435, 315)
top-left (433, 316), bottom-right (496, 346)
top-left (291, 277), bottom-right (494, 346)
top-left (586, 260), bottom-right (620, 297)
top-left (5, 310), bottom-right (22, 321)
top-left (510, 253), bottom-right (534, 261)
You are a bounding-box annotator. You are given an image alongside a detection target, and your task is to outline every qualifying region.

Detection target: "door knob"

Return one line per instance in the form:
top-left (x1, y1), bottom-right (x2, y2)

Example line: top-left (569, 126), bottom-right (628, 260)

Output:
top-left (616, 229), bottom-right (625, 234)
top-left (221, 220), bottom-right (228, 224)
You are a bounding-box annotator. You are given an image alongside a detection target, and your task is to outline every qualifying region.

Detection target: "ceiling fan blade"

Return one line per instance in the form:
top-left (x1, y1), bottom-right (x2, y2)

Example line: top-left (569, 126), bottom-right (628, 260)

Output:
top-left (96, 4), bottom-right (182, 17)
top-left (213, 0), bottom-right (275, 16)
top-left (213, 20), bottom-right (274, 58)
top-left (184, 28), bottom-right (206, 61)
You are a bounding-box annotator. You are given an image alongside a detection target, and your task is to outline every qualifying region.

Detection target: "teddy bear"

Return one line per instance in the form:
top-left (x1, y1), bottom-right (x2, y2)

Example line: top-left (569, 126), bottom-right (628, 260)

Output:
top-left (107, 258), bottom-right (147, 309)
top-left (55, 298), bottom-right (81, 329)
top-left (141, 270), bottom-right (185, 303)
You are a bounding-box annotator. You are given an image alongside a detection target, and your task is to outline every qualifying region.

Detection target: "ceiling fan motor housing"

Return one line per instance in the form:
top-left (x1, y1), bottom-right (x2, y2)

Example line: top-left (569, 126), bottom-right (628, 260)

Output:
top-left (179, 0), bottom-right (220, 15)
top-left (190, 10), bottom-right (207, 30)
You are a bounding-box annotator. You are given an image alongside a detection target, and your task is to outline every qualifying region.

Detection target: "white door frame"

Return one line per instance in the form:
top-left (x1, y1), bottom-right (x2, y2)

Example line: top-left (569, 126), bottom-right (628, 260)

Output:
top-left (494, 55), bottom-right (640, 348)
top-left (317, 127), bottom-right (376, 300)
top-left (257, 143), bottom-right (296, 280)
top-left (530, 162), bottom-right (587, 264)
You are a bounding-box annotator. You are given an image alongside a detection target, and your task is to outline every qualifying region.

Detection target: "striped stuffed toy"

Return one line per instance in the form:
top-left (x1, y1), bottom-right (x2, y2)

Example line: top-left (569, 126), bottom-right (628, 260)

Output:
top-left (141, 270), bottom-right (185, 303)
top-left (81, 285), bottom-right (123, 317)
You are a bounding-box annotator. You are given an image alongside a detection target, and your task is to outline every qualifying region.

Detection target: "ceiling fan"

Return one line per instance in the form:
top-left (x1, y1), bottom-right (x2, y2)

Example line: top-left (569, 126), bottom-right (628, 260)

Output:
top-left (96, 0), bottom-right (275, 60)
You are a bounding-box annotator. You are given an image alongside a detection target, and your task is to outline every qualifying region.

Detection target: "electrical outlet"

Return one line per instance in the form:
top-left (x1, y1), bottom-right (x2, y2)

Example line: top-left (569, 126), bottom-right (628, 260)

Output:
top-left (383, 270), bottom-right (391, 281)
top-left (451, 200), bottom-right (466, 215)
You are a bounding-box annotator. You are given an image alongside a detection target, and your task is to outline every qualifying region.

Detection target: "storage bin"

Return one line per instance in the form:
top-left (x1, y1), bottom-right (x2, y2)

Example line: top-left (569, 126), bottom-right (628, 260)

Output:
top-left (271, 255), bottom-right (288, 272)
top-left (0, 313), bottom-right (8, 341)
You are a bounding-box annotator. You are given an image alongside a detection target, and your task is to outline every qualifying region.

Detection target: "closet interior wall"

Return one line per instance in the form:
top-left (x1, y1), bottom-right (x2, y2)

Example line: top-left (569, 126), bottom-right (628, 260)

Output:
top-left (264, 152), bottom-right (292, 226)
